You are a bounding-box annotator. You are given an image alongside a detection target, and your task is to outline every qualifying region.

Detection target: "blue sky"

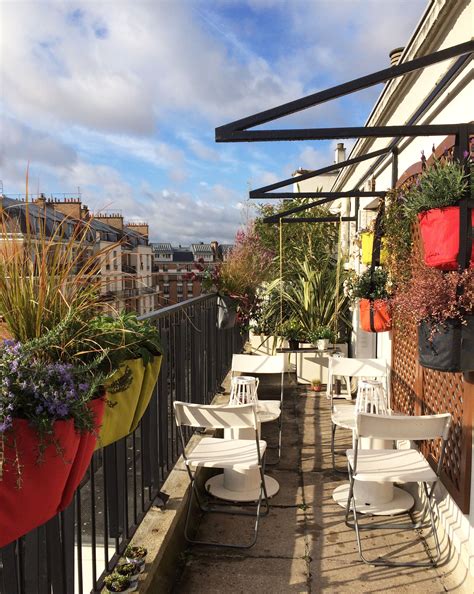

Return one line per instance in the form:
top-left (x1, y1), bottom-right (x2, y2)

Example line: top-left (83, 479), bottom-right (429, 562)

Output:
top-left (1, 0), bottom-right (427, 243)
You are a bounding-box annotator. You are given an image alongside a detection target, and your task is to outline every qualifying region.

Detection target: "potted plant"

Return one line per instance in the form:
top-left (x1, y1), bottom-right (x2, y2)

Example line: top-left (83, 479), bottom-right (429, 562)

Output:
top-left (404, 157), bottom-right (472, 270)
top-left (104, 573), bottom-right (135, 593)
top-left (116, 562), bottom-right (141, 586)
top-left (345, 268), bottom-right (392, 333)
top-left (279, 319), bottom-right (304, 350)
top-left (125, 545), bottom-right (148, 572)
top-left (310, 378), bottom-right (322, 392)
top-left (307, 326), bottom-right (335, 350)
top-left (393, 265), bottom-right (473, 372)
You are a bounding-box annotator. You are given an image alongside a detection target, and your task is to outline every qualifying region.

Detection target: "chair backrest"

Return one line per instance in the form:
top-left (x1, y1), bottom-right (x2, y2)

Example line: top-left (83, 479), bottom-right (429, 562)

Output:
top-left (231, 354), bottom-right (286, 375)
top-left (356, 412), bottom-right (451, 441)
top-left (328, 357), bottom-right (388, 378)
top-left (174, 402), bottom-right (258, 430)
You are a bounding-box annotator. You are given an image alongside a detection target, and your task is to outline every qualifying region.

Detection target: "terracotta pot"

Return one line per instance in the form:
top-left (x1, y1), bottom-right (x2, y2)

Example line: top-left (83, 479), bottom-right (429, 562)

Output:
top-left (360, 299), bottom-right (392, 333)
top-left (0, 419), bottom-right (80, 547)
top-left (418, 207), bottom-right (474, 270)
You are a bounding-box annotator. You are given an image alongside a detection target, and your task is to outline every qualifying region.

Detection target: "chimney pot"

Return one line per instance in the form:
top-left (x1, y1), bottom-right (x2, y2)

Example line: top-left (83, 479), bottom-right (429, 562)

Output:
top-left (389, 47), bottom-right (404, 66)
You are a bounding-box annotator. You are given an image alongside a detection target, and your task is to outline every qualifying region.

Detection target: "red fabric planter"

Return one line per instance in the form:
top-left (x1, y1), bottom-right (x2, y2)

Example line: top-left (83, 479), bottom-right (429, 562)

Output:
top-left (58, 397), bottom-right (106, 512)
top-left (0, 419), bottom-right (80, 547)
top-left (418, 207), bottom-right (474, 270)
top-left (360, 299), bottom-right (392, 333)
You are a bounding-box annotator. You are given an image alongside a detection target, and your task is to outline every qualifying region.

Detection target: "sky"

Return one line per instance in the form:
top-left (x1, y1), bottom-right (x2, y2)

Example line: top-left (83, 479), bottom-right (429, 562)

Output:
top-left (0, 0), bottom-right (428, 244)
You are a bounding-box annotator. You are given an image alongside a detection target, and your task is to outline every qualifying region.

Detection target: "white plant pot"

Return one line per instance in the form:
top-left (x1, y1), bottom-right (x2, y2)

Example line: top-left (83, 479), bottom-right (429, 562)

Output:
top-left (317, 339), bottom-right (329, 351)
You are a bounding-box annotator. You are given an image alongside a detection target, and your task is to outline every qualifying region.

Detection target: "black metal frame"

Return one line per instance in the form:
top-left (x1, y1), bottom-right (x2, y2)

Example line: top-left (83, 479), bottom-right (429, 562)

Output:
top-left (216, 42), bottom-right (473, 234)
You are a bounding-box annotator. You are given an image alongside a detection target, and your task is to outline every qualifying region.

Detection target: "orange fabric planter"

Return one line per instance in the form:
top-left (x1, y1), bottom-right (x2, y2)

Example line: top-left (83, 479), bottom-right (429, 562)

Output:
top-left (418, 207), bottom-right (474, 270)
top-left (360, 299), bottom-right (392, 333)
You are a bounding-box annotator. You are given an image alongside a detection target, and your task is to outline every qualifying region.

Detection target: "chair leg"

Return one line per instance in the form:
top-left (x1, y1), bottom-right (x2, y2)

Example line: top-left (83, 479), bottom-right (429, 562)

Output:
top-left (345, 478), bottom-right (442, 567)
top-left (183, 469), bottom-right (269, 549)
top-left (331, 423), bottom-right (347, 474)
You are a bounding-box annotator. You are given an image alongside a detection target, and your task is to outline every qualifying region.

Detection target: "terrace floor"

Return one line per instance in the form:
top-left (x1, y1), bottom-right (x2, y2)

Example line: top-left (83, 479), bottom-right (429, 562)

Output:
top-left (172, 376), bottom-right (461, 594)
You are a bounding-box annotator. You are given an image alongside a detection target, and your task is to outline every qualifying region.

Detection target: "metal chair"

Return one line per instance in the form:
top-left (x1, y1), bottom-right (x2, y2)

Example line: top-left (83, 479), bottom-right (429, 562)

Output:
top-left (231, 354), bottom-right (286, 463)
top-left (345, 412), bottom-right (451, 566)
top-left (328, 357), bottom-right (389, 471)
top-left (174, 401), bottom-right (269, 548)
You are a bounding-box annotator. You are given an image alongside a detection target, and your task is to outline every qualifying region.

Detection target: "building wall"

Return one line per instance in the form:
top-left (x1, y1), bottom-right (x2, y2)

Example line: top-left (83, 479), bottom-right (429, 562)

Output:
top-left (332, 0), bottom-right (473, 587)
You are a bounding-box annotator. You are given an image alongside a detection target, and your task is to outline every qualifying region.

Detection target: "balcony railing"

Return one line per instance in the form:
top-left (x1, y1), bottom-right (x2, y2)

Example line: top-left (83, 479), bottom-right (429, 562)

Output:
top-left (0, 294), bottom-right (245, 594)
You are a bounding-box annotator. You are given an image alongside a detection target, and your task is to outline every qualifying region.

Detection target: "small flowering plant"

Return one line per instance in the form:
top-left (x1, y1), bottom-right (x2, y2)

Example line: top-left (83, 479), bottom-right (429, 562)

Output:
top-left (343, 268), bottom-right (392, 303)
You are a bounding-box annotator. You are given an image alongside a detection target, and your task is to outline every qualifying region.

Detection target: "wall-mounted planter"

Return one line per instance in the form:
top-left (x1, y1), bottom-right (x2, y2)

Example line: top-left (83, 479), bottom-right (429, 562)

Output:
top-left (418, 316), bottom-right (474, 372)
top-left (58, 397), bottom-right (106, 511)
top-left (361, 232), bottom-right (388, 266)
top-left (0, 419), bottom-right (80, 547)
top-left (217, 295), bottom-right (238, 329)
top-left (359, 299), bottom-right (392, 333)
top-left (418, 207), bottom-right (474, 270)
top-left (96, 356), bottom-right (162, 449)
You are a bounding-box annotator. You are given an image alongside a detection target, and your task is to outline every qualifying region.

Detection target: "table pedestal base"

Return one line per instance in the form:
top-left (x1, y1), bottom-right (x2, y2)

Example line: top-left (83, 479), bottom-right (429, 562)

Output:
top-left (332, 483), bottom-right (414, 515)
top-left (206, 473), bottom-right (279, 503)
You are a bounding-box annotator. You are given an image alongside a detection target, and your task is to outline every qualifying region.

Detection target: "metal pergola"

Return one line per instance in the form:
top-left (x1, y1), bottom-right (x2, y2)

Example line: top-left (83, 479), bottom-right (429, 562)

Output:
top-left (215, 41), bottom-right (473, 264)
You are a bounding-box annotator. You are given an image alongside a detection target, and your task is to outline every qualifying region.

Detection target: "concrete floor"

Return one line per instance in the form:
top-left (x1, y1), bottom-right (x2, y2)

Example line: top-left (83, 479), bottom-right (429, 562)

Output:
top-left (172, 378), bottom-right (461, 594)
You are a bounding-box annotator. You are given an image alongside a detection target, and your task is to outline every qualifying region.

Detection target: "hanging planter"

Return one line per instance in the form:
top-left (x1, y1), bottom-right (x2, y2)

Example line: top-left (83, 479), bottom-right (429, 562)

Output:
top-left (360, 298), bottom-right (392, 333)
top-left (96, 356), bottom-right (162, 449)
top-left (58, 397), bottom-right (106, 512)
top-left (418, 207), bottom-right (474, 270)
top-left (217, 295), bottom-right (238, 329)
top-left (418, 316), bottom-right (474, 372)
top-left (360, 232), bottom-right (388, 266)
top-left (0, 419), bottom-right (81, 547)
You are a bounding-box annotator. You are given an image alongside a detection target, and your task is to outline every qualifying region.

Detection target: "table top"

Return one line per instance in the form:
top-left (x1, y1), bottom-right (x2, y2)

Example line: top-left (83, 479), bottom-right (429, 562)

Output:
top-left (276, 346), bottom-right (341, 354)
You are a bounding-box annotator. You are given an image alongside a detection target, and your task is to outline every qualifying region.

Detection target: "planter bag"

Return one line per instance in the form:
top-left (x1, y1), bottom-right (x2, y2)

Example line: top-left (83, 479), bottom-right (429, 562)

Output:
top-left (418, 207), bottom-right (474, 270)
top-left (96, 358), bottom-right (146, 449)
top-left (59, 397), bottom-right (106, 511)
top-left (418, 317), bottom-right (474, 372)
top-left (217, 296), bottom-right (237, 329)
top-left (360, 299), bottom-right (392, 333)
top-left (129, 355), bottom-right (162, 433)
top-left (361, 232), bottom-right (388, 266)
top-left (0, 419), bottom-right (80, 547)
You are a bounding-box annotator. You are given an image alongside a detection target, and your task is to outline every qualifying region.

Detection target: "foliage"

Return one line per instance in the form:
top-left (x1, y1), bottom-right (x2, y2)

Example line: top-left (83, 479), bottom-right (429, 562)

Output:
top-left (278, 318), bottom-right (306, 341)
top-left (404, 158), bottom-right (468, 217)
top-left (254, 198), bottom-right (339, 281)
top-left (392, 265), bottom-right (473, 330)
top-left (196, 222), bottom-right (273, 323)
top-left (344, 268), bottom-right (391, 302)
top-left (266, 257), bottom-right (350, 339)
top-left (103, 573), bottom-right (132, 592)
top-left (382, 189), bottom-right (413, 288)
top-left (116, 563), bottom-right (140, 578)
top-left (307, 325), bottom-right (335, 343)
top-left (125, 545), bottom-right (147, 559)
top-left (0, 206), bottom-right (119, 344)
top-left (77, 312), bottom-right (163, 372)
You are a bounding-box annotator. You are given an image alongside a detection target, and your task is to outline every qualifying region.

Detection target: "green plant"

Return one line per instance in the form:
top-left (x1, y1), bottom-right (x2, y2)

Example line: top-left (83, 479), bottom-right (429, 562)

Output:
top-left (307, 325), bottom-right (335, 343)
top-left (279, 318), bottom-right (305, 341)
top-left (0, 205), bottom-right (119, 344)
top-left (383, 188), bottom-right (413, 288)
top-left (104, 572), bottom-right (132, 592)
top-left (344, 268), bottom-right (391, 302)
top-left (125, 544), bottom-right (147, 560)
top-left (404, 158), bottom-right (468, 218)
top-left (116, 562), bottom-right (140, 580)
top-left (311, 378), bottom-right (322, 386)
top-left (266, 257), bottom-right (351, 338)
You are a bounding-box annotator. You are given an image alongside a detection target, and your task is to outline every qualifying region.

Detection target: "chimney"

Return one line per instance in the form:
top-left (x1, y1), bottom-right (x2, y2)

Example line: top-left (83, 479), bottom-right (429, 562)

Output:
top-left (95, 213), bottom-right (124, 231)
top-left (126, 222), bottom-right (149, 238)
top-left (52, 197), bottom-right (82, 220)
top-left (334, 142), bottom-right (346, 164)
top-left (210, 240), bottom-right (219, 259)
top-left (389, 47), bottom-right (404, 66)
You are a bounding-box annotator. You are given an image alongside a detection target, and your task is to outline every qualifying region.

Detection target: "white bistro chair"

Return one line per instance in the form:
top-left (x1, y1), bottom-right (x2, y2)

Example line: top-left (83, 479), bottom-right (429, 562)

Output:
top-left (231, 354), bottom-right (286, 463)
top-left (328, 357), bottom-right (389, 472)
top-left (345, 412), bottom-right (451, 567)
top-left (174, 402), bottom-right (269, 549)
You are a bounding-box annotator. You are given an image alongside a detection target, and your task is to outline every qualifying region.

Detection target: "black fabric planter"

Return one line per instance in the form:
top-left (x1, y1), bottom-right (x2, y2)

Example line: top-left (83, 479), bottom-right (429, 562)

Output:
top-left (418, 316), bottom-right (474, 372)
top-left (217, 295), bottom-right (237, 329)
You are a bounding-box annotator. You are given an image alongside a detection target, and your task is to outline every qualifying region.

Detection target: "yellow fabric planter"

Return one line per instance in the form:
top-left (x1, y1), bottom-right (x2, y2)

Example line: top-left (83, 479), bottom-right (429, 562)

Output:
top-left (361, 232), bottom-right (388, 265)
top-left (96, 356), bottom-right (162, 449)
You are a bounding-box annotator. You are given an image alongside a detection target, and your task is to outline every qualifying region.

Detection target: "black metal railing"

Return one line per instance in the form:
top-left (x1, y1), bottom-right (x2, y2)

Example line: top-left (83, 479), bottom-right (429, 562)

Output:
top-left (0, 294), bottom-right (245, 594)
